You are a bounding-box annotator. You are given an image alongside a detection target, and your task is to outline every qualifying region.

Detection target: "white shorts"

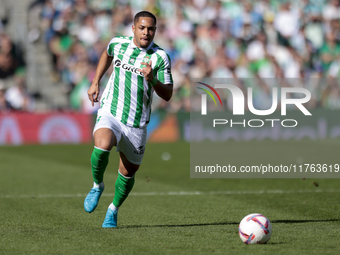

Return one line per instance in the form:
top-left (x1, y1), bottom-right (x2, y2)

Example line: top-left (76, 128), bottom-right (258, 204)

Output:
top-left (93, 109), bottom-right (147, 165)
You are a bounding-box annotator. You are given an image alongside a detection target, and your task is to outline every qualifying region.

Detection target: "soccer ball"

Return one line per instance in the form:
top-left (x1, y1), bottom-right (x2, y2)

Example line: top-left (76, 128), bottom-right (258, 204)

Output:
top-left (238, 213), bottom-right (272, 244)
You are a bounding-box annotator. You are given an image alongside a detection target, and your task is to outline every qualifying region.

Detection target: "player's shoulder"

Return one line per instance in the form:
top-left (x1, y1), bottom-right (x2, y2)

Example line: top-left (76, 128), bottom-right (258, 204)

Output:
top-left (150, 43), bottom-right (171, 63)
top-left (108, 36), bottom-right (133, 45)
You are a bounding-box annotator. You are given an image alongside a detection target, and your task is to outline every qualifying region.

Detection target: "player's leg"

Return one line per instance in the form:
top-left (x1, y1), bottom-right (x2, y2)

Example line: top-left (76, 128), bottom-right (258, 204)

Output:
top-left (113, 152), bottom-right (139, 205)
top-left (91, 128), bottom-right (117, 184)
top-left (102, 152), bottom-right (140, 228)
top-left (84, 128), bottom-right (117, 213)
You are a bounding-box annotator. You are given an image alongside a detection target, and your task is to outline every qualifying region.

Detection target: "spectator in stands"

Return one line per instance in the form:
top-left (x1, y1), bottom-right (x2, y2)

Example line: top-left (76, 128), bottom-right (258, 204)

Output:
top-left (5, 70), bottom-right (35, 112)
top-left (0, 19), bottom-right (3, 34)
top-left (320, 32), bottom-right (340, 75)
top-left (0, 34), bottom-right (24, 79)
top-left (0, 82), bottom-right (11, 113)
top-left (274, 1), bottom-right (299, 47)
top-left (77, 12), bottom-right (99, 47)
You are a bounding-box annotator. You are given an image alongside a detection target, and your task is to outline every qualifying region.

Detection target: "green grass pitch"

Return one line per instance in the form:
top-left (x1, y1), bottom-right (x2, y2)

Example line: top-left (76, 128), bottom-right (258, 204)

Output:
top-left (1, 141), bottom-right (340, 254)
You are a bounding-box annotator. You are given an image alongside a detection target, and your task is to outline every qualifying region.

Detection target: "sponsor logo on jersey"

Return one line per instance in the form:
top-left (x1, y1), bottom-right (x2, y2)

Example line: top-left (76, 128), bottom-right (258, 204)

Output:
top-left (114, 59), bottom-right (122, 67)
top-left (114, 59), bottom-right (144, 76)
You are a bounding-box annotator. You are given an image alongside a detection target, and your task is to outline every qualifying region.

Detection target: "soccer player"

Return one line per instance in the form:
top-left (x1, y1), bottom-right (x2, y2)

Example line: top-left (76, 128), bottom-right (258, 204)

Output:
top-left (84, 11), bottom-right (173, 228)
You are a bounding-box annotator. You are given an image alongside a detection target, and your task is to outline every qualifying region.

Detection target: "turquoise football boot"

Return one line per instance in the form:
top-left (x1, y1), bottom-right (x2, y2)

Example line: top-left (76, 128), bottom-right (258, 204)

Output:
top-left (84, 187), bottom-right (104, 213)
top-left (102, 208), bottom-right (118, 228)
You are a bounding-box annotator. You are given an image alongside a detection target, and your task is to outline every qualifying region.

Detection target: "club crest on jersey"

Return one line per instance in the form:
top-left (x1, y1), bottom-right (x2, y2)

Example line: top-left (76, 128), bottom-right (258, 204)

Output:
top-left (142, 56), bottom-right (150, 63)
top-left (114, 59), bottom-right (143, 76)
top-left (129, 59), bottom-right (135, 64)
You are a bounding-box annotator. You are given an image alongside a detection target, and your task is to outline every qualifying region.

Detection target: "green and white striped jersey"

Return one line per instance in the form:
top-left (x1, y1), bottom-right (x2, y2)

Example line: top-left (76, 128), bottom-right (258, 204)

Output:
top-left (100, 36), bottom-right (173, 128)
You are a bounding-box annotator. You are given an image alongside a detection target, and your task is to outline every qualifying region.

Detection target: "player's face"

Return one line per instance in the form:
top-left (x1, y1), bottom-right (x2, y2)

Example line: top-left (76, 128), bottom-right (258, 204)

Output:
top-left (132, 17), bottom-right (157, 49)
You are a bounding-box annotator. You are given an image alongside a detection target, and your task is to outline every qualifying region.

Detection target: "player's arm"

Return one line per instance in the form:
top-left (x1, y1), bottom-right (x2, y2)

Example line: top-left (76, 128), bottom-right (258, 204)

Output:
top-left (87, 51), bottom-right (113, 106)
top-left (150, 79), bottom-right (173, 102)
top-left (139, 60), bottom-right (173, 101)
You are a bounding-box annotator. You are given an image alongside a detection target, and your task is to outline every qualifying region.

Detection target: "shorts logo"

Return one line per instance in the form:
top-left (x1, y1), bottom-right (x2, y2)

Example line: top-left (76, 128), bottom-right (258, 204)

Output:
top-left (134, 145), bottom-right (145, 155)
top-left (166, 68), bottom-right (171, 73)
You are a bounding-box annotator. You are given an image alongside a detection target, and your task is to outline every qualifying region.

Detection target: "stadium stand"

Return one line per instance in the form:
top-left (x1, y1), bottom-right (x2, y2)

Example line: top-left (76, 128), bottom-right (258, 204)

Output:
top-left (1, 0), bottom-right (340, 112)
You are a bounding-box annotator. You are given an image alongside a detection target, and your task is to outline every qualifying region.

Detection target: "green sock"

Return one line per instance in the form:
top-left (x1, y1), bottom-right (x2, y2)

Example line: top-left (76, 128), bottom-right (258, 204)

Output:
top-left (91, 147), bottom-right (110, 184)
top-left (112, 172), bottom-right (135, 207)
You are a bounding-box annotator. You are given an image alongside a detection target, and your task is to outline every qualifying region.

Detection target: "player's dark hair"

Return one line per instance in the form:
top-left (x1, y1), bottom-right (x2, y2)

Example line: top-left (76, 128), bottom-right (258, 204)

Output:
top-left (134, 11), bottom-right (157, 25)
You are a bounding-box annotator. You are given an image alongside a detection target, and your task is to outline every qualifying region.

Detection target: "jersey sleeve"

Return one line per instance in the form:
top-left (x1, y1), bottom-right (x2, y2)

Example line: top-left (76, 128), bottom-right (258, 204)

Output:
top-left (156, 53), bottom-right (173, 84)
top-left (107, 38), bottom-right (116, 57)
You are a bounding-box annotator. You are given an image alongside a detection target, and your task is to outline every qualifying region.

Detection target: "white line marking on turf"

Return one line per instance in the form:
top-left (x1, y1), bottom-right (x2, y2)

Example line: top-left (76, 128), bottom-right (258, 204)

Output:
top-left (0, 189), bottom-right (339, 199)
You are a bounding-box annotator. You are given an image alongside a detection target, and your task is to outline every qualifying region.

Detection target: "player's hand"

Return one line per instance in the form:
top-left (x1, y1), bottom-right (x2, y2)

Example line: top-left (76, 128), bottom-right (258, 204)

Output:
top-left (139, 61), bottom-right (153, 82)
top-left (87, 83), bottom-right (100, 107)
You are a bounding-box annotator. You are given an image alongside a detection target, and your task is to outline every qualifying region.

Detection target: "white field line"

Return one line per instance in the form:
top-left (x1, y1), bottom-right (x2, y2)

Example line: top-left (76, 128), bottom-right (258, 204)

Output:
top-left (0, 189), bottom-right (339, 199)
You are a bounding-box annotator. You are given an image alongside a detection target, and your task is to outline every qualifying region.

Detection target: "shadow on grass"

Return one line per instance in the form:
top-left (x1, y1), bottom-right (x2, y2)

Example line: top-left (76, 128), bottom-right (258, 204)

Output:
top-left (119, 218), bottom-right (340, 229)
top-left (119, 221), bottom-right (238, 229)
top-left (271, 219), bottom-right (340, 224)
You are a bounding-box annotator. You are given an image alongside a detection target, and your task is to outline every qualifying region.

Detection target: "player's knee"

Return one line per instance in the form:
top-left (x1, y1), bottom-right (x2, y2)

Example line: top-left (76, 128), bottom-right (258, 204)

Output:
top-left (119, 167), bottom-right (139, 177)
top-left (96, 143), bottom-right (109, 151)
top-left (95, 137), bottom-right (114, 151)
top-left (94, 129), bottom-right (117, 150)
top-left (119, 152), bottom-right (140, 176)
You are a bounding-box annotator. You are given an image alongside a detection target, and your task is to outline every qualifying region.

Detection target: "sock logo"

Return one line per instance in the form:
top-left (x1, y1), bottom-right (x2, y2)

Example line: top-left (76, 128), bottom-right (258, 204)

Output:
top-left (92, 164), bottom-right (100, 169)
top-left (118, 187), bottom-right (127, 194)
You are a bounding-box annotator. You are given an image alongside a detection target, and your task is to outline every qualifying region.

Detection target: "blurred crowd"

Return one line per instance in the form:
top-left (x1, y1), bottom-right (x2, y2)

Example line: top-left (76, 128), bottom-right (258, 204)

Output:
top-left (0, 17), bottom-right (33, 113)
top-left (3, 0), bottom-right (340, 113)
